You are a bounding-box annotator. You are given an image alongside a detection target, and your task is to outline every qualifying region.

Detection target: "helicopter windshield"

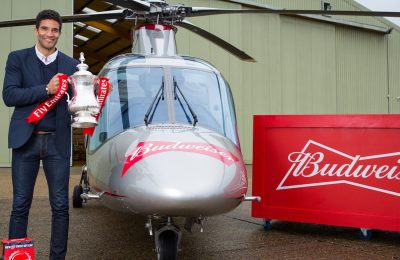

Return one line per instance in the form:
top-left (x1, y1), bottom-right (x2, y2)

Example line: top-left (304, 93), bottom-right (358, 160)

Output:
top-left (89, 64), bottom-right (239, 151)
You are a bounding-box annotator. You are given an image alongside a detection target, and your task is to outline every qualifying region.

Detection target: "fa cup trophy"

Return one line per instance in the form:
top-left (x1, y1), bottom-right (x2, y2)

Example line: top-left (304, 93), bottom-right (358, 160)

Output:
top-left (67, 52), bottom-right (100, 128)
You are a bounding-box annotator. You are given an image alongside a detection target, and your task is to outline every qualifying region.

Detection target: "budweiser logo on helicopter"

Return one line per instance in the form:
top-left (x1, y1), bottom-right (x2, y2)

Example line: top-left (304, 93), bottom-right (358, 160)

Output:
top-left (122, 141), bottom-right (240, 176)
top-left (2, 0), bottom-right (400, 259)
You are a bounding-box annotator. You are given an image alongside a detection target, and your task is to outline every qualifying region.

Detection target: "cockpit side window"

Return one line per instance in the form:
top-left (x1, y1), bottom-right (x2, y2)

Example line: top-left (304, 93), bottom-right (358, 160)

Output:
top-left (219, 77), bottom-right (240, 147)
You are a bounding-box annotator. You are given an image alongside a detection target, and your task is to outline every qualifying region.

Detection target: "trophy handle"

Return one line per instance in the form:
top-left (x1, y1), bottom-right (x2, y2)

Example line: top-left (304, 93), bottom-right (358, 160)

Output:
top-left (94, 76), bottom-right (100, 101)
top-left (67, 77), bottom-right (78, 99)
top-left (65, 92), bottom-right (71, 104)
top-left (65, 77), bottom-right (73, 104)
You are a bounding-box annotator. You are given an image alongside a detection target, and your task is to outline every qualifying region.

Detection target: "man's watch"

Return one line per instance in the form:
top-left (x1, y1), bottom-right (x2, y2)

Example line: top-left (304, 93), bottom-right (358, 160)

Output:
top-left (46, 86), bottom-right (50, 95)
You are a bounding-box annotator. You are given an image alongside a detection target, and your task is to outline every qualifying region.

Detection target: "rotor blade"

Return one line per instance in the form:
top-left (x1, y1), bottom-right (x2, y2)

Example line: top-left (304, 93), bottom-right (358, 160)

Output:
top-left (176, 20), bottom-right (255, 62)
top-left (106, 0), bottom-right (150, 11)
top-left (0, 9), bottom-right (133, 28)
top-left (187, 7), bottom-right (400, 18)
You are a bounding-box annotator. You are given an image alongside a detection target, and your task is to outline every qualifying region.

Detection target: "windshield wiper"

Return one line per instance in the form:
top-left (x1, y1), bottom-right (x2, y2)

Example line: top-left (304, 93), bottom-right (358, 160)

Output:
top-left (144, 77), bottom-right (164, 126)
top-left (173, 77), bottom-right (198, 126)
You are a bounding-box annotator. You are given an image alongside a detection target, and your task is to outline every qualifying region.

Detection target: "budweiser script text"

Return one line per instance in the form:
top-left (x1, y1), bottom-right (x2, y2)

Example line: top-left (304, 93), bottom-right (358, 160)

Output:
top-left (287, 152), bottom-right (400, 181)
top-left (122, 141), bottom-right (239, 176)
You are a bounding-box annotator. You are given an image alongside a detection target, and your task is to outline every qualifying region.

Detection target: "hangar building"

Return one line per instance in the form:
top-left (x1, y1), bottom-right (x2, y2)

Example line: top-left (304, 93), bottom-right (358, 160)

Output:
top-left (0, 0), bottom-right (399, 166)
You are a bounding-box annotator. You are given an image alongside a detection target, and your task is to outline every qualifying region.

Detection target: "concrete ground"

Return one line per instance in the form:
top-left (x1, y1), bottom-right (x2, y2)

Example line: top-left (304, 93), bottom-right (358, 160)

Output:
top-left (0, 166), bottom-right (399, 259)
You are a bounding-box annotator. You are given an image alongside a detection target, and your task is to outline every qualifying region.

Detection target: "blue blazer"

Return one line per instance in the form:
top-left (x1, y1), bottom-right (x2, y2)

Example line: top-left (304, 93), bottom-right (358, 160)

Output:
top-left (2, 46), bottom-right (79, 158)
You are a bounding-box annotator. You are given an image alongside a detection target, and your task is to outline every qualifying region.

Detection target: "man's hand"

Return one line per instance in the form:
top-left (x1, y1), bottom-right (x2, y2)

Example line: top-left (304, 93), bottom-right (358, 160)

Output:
top-left (46, 73), bottom-right (64, 94)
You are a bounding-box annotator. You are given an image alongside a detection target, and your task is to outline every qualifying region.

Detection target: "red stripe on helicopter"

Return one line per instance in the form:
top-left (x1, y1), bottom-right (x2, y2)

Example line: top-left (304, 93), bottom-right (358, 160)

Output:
top-left (103, 191), bottom-right (126, 198)
top-left (121, 141), bottom-right (240, 177)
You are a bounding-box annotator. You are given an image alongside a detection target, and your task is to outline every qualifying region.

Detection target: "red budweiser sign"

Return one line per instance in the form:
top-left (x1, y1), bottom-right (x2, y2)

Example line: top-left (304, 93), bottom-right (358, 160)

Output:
top-left (278, 140), bottom-right (400, 196)
top-left (252, 115), bottom-right (400, 232)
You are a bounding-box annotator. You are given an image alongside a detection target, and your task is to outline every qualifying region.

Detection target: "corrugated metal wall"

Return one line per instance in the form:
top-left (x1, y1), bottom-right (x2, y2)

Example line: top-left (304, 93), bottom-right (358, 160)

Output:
top-left (336, 28), bottom-right (388, 113)
top-left (388, 31), bottom-right (400, 114)
top-left (0, 0), bottom-right (73, 166)
top-left (279, 16), bottom-right (337, 114)
top-left (0, 1), bottom-right (12, 166)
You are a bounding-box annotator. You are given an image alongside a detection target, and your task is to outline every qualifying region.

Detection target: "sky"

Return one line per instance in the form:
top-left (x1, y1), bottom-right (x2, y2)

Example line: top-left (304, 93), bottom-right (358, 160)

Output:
top-left (354, 0), bottom-right (400, 26)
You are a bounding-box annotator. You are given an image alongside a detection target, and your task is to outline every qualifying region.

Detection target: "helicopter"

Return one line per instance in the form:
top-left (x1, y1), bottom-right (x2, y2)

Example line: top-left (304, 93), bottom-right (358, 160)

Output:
top-left (1, 0), bottom-right (400, 259)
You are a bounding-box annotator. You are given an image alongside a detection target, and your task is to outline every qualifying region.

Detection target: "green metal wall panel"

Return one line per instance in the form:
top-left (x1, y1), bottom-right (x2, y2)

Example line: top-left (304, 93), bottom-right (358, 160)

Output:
top-left (335, 27), bottom-right (388, 113)
top-left (242, 13), bottom-right (270, 162)
top-left (280, 16), bottom-right (336, 114)
top-left (388, 32), bottom-right (400, 114)
top-left (241, 12), bottom-right (283, 161)
top-left (0, 0), bottom-right (73, 167)
top-left (11, 0), bottom-right (40, 51)
top-left (240, 15), bottom-right (338, 162)
top-left (0, 0), bottom-right (12, 166)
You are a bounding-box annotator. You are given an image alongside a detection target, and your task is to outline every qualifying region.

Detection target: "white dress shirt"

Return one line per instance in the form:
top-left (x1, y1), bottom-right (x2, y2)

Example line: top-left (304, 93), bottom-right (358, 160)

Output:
top-left (35, 45), bottom-right (58, 65)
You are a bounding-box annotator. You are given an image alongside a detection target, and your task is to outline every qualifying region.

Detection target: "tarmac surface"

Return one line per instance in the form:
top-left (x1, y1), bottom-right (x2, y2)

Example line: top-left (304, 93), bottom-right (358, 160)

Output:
top-left (0, 166), bottom-right (399, 259)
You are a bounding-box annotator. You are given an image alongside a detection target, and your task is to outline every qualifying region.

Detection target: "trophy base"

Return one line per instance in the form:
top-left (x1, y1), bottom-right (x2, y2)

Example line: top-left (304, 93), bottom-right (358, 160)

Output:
top-left (72, 111), bottom-right (98, 128)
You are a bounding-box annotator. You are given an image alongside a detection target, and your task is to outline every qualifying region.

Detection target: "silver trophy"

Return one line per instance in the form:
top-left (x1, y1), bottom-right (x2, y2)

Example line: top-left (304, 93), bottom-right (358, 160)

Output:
top-left (67, 52), bottom-right (100, 128)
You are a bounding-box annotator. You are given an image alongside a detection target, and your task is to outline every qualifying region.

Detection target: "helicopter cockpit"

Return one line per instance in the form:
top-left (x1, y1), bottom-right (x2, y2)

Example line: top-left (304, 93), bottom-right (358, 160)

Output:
top-left (89, 56), bottom-right (239, 151)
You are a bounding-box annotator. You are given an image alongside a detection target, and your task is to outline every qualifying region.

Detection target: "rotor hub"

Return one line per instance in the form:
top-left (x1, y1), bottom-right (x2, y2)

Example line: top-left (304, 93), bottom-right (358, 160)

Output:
top-left (132, 23), bottom-right (178, 57)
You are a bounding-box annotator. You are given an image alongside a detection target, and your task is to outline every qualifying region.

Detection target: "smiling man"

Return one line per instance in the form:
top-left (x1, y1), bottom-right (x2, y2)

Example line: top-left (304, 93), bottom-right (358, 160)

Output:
top-left (2, 9), bottom-right (79, 260)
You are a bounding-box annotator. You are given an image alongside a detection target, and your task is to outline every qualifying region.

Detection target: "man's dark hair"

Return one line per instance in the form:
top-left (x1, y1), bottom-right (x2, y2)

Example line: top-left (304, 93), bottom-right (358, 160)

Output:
top-left (35, 9), bottom-right (62, 32)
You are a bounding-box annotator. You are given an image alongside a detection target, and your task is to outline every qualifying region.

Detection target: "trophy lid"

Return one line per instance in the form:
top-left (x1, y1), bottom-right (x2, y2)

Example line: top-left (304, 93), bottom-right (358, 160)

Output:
top-left (73, 52), bottom-right (93, 76)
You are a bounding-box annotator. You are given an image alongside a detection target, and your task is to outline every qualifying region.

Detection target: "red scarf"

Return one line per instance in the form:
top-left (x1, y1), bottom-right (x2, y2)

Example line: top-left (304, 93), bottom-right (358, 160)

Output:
top-left (26, 74), bottom-right (68, 124)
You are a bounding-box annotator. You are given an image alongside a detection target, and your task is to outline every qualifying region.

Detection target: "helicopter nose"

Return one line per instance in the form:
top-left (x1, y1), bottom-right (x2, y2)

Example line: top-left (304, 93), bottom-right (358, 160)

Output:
top-left (118, 150), bottom-right (247, 216)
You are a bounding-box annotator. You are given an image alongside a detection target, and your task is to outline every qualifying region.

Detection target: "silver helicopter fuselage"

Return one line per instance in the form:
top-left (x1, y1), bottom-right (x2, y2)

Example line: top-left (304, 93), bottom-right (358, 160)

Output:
top-left (86, 54), bottom-right (248, 217)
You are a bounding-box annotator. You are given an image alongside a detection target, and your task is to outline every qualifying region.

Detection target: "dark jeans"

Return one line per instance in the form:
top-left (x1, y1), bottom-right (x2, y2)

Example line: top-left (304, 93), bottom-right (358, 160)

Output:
top-left (9, 133), bottom-right (70, 260)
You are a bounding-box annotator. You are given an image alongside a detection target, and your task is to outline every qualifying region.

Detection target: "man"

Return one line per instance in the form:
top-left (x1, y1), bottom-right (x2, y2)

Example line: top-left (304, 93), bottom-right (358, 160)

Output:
top-left (2, 9), bottom-right (79, 259)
